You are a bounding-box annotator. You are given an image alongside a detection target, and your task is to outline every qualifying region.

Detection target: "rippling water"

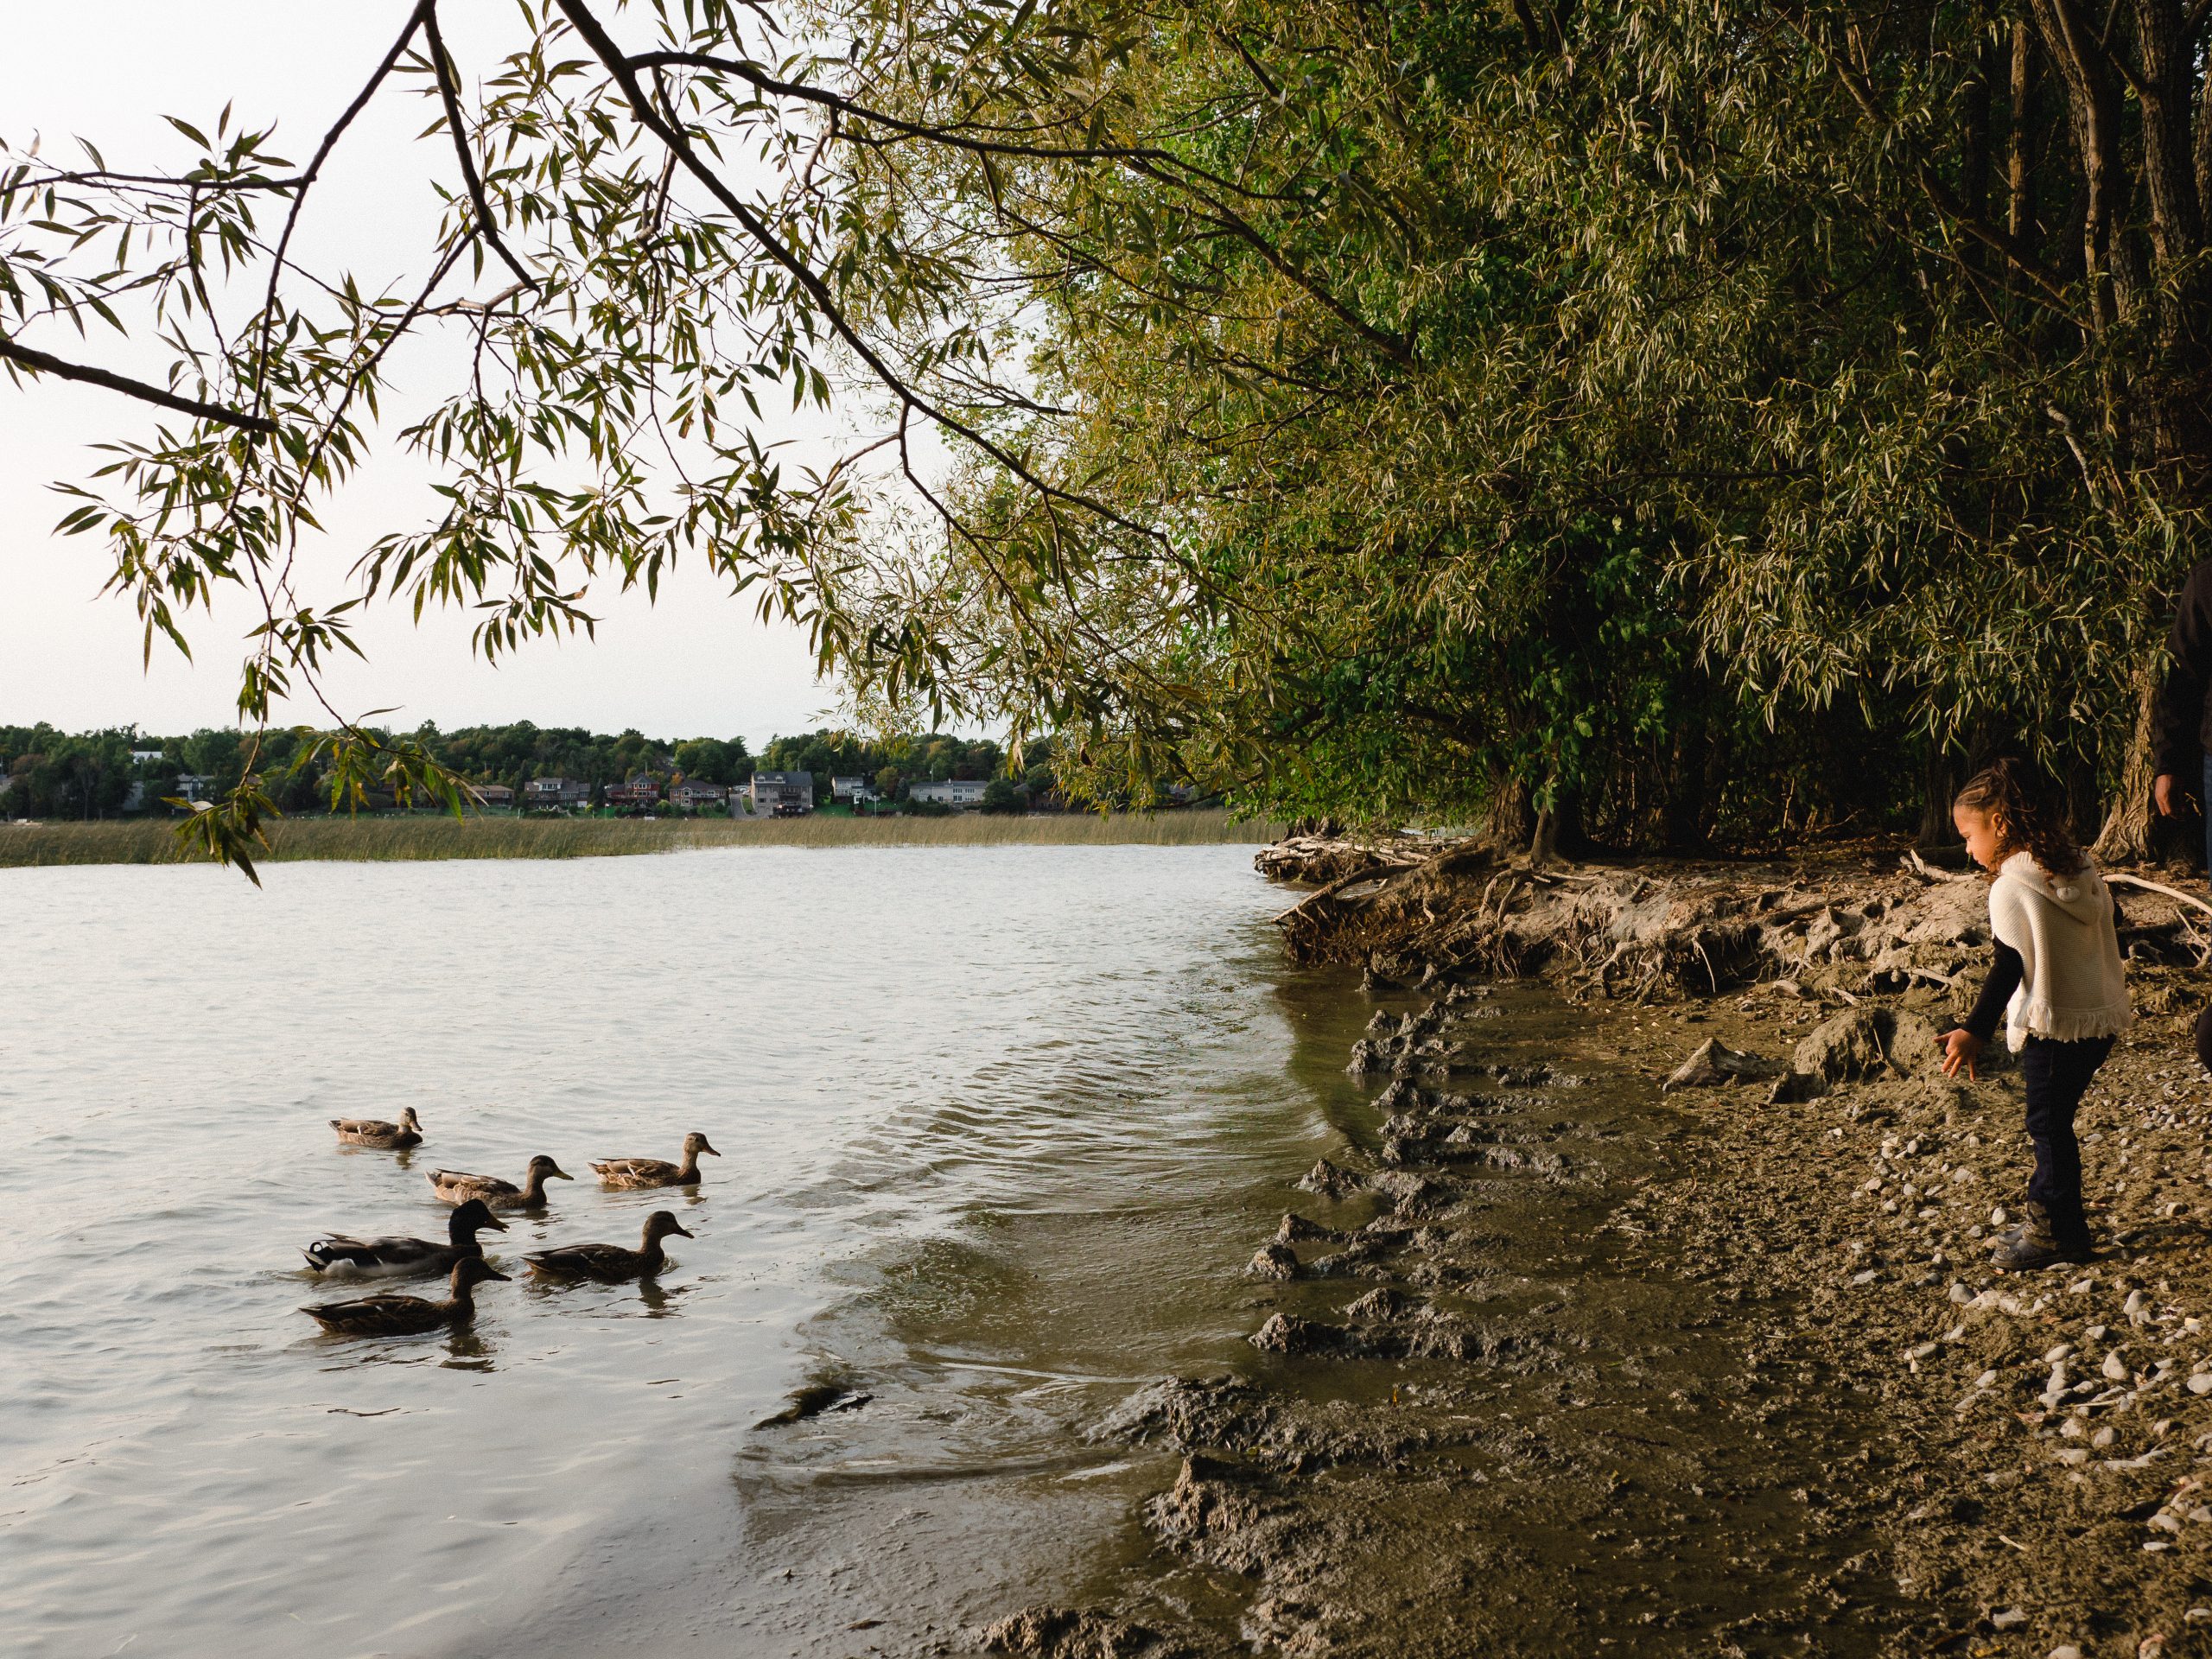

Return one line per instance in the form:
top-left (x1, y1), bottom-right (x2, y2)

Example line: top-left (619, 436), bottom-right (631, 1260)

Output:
top-left (0, 846), bottom-right (1351, 1656)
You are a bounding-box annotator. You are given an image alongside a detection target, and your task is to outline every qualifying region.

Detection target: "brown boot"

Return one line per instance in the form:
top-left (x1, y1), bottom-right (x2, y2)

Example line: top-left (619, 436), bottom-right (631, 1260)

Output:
top-left (1991, 1203), bottom-right (2092, 1273)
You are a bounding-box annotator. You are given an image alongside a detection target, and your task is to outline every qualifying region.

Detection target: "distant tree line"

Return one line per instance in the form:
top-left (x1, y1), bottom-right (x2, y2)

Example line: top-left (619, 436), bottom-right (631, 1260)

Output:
top-left (0, 721), bottom-right (1043, 818)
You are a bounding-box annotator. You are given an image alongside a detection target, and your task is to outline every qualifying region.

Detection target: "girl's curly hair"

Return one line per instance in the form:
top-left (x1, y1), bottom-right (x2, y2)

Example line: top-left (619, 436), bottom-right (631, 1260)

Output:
top-left (1954, 757), bottom-right (2084, 878)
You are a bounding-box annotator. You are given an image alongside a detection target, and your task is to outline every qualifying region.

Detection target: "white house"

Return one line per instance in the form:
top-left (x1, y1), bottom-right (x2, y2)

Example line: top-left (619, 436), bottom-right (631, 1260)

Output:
top-left (830, 775), bottom-right (870, 803)
top-left (907, 779), bottom-right (988, 808)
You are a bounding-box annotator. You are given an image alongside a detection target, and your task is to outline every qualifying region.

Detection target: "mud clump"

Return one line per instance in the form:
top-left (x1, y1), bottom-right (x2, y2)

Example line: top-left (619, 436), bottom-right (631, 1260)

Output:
top-left (977, 1606), bottom-right (1205, 1659)
top-left (1296, 1157), bottom-right (1363, 1198)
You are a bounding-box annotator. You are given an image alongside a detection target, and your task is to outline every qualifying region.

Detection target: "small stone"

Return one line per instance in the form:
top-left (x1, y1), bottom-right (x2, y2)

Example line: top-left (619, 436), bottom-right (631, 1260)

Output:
top-left (1852, 1268), bottom-right (1880, 1286)
top-left (2069, 1277), bottom-right (2094, 1294)
top-left (2050, 1648), bottom-right (2084, 1659)
top-left (1246, 1243), bottom-right (1300, 1281)
top-left (2056, 1446), bottom-right (2091, 1465)
top-left (2126, 1288), bottom-right (2149, 1315)
top-left (1948, 1281), bottom-right (1973, 1304)
top-left (1907, 1341), bottom-right (1938, 1361)
top-left (2104, 1351), bottom-right (2132, 1382)
top-left (2092, 1427), bottom-right (2116, 1448)
top-left (2044, 1343), bottom-right (2075, 1363)
top-left (1993, 1205), bottom-right (2010, 1226)
top-left (1974, 1369), bottom-right (1999, 1389)
top-left (2193, 1376), bottom-right (2212, 1396)
top-left (1990, 1608), bottom-right (2027, 1630)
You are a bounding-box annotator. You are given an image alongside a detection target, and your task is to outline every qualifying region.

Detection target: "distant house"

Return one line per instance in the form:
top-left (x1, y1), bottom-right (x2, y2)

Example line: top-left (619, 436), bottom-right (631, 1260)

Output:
top-left (174, 773), bottom-right (215, 804)
top-left (130, 749), bottom-right (165, 766)
top-left (670, 780), bottom-right (727, 810)
top-left (524, 777), bottom-right (588, 808)
top-left (469, 783), bottom-right (515, 807)
top-left (908, 779), bottom-right (988, 809)
top-left (747, 770), bottom-right (814, 816)
top-left (604, 774), bottom-right (662, 808)
top-left (830, 775), bottom-right (869, 802)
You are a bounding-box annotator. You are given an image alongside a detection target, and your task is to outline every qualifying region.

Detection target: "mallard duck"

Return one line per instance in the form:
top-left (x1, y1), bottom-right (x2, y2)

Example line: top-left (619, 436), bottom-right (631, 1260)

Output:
top-left (302, 1197), bottom-right (505, 1279)
top-left (302, 1256), bottom-right (508, 1337)
top-left (427, 1155), bottom-right (572, 1210)
top-left (524, 1211), bottom-right (693, 1282)
top-left (590, 1132), bottom-right (719, 1190)
top-left (330, 1107), bottom-right (423, 1149)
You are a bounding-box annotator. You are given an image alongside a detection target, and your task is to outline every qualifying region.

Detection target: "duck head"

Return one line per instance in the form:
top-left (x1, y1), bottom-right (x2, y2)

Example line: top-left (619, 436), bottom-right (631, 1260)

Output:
top-left (643, 1210), bottom-right (695, 1243)
top-left (450, 1198), bottom-right (509, 1238)
top-left (527, 1155), bottom-right (573, 1183)
top-left (450, 1255), bottom-right (511, 1293)
top-left (399, 1107), bottom-right (423, 1131)
top-left (683, 1132), bottom-right (721, 1160)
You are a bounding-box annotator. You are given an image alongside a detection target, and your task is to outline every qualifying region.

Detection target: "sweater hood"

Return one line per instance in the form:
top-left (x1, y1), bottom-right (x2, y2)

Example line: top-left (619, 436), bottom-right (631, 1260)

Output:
top-left (1993, 850), bottom-right (2108, 928)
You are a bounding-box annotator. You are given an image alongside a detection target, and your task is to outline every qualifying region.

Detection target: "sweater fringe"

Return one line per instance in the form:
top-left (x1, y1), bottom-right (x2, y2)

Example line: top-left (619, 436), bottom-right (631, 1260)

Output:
top-left (2005, 996), bottom-right (2133, 1051)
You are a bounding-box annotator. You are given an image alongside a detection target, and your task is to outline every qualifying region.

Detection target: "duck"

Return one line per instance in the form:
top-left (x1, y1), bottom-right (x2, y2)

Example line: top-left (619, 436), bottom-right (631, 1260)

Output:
top-left (427, 1155), bottom-right (572, 1210)
top-left (524, 1211), bottom-right (693, 1282)
top-left (302, 1256), bottom-right (508, 1337)
top-left (302, 1197), bottom-right (506, 1279)
top-left (590, 1132), bottom-right (719, 1190)
top-left (330, 1107), bottom-right (423, 1149)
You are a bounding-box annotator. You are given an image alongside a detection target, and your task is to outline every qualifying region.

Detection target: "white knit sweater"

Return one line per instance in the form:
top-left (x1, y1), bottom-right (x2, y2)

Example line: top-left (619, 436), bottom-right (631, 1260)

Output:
top-left (1987, 850), bottom-right (2132, 1051)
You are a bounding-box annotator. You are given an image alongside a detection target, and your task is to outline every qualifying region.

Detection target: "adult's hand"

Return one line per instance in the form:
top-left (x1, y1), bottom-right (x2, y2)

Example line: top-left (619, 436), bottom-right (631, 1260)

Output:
top-left (2156, 772), bottom-right (2183, 817)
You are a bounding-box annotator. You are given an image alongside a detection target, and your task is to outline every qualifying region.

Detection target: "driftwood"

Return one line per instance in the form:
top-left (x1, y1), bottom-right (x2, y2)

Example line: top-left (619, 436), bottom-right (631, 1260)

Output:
top-left (2105, 870), bottom-right (2212, 924)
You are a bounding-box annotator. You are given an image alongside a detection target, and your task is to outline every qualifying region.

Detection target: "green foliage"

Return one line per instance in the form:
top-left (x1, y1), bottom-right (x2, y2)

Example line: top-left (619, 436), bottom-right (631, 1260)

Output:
top-left (12, 3), bottom-right (2212, 858)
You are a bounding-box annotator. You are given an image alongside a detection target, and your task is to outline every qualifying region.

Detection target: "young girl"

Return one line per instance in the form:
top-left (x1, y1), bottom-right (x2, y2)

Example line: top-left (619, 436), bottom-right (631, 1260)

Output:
top-left (1939, 759), bottom-right (2132, 1272)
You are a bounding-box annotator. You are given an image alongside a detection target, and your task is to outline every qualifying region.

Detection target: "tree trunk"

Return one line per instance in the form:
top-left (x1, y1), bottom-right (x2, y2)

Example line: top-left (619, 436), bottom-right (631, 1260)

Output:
top-left (2092, 663), bottom-right (2162, 863)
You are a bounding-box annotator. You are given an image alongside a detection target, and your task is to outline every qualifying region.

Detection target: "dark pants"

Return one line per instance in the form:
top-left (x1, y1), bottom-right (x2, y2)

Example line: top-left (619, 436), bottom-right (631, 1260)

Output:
top-left (2020, 1034), bottom-right (2114, 1247)
top-left (2202, 753), bottom-right (2212, 875)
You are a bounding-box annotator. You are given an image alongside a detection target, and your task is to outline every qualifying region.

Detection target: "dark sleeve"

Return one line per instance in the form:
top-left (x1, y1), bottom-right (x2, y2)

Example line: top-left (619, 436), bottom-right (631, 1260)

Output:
top-left (2154, 562), bottom-right (2212, 778)
top-left (1962, 940), bottom-right (2024, 1044)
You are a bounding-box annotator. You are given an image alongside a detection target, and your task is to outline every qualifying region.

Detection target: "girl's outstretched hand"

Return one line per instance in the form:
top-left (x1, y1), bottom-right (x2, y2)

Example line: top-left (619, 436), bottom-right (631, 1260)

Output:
top-left (1940, 1028), bottom-right (1983, 1080)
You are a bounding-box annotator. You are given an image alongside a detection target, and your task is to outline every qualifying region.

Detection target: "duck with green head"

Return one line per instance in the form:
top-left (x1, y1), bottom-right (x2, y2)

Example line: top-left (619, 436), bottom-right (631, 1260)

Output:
top-left (302, 1257), bottom-right (508, 1337)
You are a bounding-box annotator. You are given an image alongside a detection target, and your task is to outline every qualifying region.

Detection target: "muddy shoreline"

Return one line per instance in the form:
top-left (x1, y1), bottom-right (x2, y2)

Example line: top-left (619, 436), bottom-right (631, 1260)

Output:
top-left (976, 843), bottom-right (2212, 1658)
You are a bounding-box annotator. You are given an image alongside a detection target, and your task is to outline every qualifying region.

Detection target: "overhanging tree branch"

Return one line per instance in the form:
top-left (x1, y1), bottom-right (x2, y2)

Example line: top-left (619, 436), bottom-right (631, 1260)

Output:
top-left (0, 334), bottom-right (276, 434)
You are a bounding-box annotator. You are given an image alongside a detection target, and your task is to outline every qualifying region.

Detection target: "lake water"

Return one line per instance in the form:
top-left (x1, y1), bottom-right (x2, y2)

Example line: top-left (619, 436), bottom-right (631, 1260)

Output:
top-left (0, 846), bottom-right (1359, 1657)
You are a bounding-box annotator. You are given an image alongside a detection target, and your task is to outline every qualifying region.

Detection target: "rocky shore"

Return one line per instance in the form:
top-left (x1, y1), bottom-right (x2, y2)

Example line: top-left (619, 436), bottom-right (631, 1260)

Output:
top-left (980, 841), bottom-right (2212, 1659)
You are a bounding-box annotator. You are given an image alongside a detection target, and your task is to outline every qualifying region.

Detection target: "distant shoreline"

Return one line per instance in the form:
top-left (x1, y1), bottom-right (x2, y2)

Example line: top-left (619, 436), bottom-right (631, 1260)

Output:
top-left (0, 809), bottom-right (1283, 868)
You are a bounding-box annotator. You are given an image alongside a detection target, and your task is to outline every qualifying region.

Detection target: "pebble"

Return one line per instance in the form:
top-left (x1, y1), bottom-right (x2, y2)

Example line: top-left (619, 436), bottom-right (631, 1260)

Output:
top-left (1974, 1369), bottom-right (2000, 1389)
top-left (1906, 1341), bottom-right (1938, 1361)
top-left (2056, 1446), bottom-right (2091, 1465)
top-left (1992, 1206), bottom-right (2010, 1226)
top-left (2092, 1427), bottom-right (2116, 1448)
top-left (1851, 1268), bottom-right (1879, 1286)
top-left (1991, 1608), bottom-right (2027, 1630)
top-left (2126, 1288), bottom-right (2149, 1315)
top-left (1948, 1281), bottom-right (1973, 1304)
top-left (2050, 1648), bottom-right (2084, 1659)
top-left (2044, 1343), bottom-right (2074, 1363)
top-left (2190, 1374), bottom-right (2212, 1396)
top-left (2104, 1351), bottom-right (2132, 1381)
top-left (2069, 1278), bottom-right (2095, 1294)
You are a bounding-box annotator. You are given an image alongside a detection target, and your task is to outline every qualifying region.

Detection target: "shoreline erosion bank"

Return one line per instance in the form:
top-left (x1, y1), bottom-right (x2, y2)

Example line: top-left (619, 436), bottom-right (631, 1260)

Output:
top-left (982, 838), bottom-right (2212, 1657)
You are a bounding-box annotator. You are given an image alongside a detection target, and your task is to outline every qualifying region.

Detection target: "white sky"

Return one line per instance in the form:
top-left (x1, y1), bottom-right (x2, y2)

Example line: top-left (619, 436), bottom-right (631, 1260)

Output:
top-left (0, 3), bottom-right (896, 747)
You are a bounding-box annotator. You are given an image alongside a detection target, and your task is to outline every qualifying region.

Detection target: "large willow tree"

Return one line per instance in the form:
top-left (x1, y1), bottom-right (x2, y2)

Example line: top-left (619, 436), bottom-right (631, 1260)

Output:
top-left (5, 1), bottom-right (2209, 861)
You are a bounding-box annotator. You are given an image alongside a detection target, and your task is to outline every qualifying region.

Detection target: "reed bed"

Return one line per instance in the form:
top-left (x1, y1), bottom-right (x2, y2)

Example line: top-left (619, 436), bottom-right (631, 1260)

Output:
top-left (0, 809), bottom-right (1284, 868)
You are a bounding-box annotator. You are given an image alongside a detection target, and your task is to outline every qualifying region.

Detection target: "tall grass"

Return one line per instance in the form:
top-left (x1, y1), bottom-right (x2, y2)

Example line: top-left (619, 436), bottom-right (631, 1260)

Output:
top-left (0, 810), bottom-right (1285, 868)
